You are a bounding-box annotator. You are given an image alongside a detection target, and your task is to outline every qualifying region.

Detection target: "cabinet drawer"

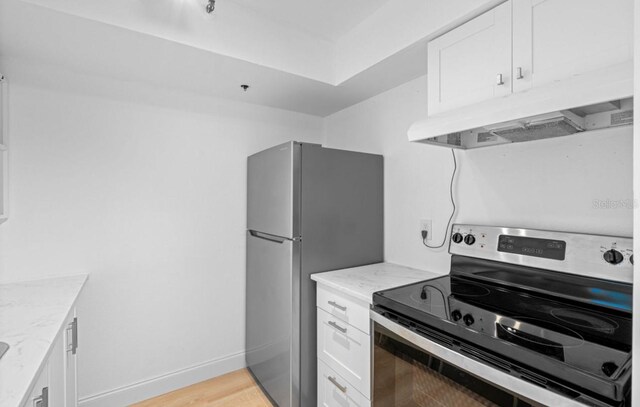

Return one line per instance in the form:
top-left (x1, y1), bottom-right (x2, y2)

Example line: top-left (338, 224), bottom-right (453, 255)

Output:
top-left (317, 284), bottom-right (370, 334)
top-left (317, 308), bottom-right (371, 398)
top-left (318, 359), bottom-right (370, 407)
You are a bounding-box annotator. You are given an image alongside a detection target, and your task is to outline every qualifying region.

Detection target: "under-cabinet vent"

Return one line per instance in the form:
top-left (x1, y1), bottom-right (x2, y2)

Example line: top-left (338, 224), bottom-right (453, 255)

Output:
top-left (417, 98), bottom-right (633, 150)
top-left (446, 133), bottom-right (462, 146)
top-left (491, 117), bottom-right (582, 143)
top-left (611, 110), bottom-right (633, 126)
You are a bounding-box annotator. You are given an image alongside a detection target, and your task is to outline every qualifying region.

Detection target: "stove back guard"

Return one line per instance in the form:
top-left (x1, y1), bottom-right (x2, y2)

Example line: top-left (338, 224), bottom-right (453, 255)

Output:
top-left (449, 225), bottom-right (633, 284)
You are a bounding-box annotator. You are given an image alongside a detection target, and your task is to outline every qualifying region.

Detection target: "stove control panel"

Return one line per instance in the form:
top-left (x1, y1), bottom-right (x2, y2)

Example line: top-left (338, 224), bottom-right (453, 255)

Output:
top-left (497, 235), bottom-right (566, 261)
top-left (449, 224), bottom-right (633, 284)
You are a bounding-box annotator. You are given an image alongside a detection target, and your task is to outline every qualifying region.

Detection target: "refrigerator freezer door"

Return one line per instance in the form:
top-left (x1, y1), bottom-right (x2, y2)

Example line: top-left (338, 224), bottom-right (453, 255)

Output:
top-left (246, 231), bottom-right (298, 407)
top-left (300, 144), bottom-right (383, 272)
top-left (247, 141), bottom-right (299, 239)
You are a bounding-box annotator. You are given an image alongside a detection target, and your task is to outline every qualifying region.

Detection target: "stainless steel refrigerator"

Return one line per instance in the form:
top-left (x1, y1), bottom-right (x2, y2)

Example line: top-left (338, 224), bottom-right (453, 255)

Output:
top-left (246, 142), bottom-right (383, 407)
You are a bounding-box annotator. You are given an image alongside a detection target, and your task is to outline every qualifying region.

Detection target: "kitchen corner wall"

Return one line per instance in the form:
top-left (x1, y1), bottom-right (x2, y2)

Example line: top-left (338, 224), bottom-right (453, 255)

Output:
top-left (323, 75), bottom-right (633, 273)
top-left (0, 62), bottom-right (323, 405)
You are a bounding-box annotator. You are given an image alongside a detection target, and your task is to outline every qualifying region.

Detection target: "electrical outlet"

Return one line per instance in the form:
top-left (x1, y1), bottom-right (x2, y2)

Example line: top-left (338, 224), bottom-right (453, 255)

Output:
top-left (420, 219), bottom-right (432, 241)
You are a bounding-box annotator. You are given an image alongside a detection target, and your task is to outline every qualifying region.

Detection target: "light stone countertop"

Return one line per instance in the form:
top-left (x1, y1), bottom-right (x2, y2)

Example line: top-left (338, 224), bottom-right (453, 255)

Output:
top-left (311, 262), bottom-right (445, 304)
top-left (0, 274), bottom-right (88, 407)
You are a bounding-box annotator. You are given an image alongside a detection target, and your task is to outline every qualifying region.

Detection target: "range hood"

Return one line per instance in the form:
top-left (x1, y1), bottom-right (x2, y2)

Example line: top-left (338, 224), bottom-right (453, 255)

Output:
top-left (409, 63), bottom-right (634, 149)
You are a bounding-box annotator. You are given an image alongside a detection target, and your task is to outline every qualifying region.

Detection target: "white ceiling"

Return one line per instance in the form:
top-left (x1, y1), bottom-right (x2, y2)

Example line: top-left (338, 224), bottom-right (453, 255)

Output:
top-left (0, 0), bottom-right (498, 116)
top-left (228, 0), bottom-right (391, 42)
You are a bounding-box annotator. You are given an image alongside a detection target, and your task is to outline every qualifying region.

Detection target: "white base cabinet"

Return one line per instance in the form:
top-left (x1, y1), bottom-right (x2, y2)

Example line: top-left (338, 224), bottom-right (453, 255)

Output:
top-left (318, 360), bottom-right (370, 407)
top-left (26, 364), bottom-right (48, 407)
top-left (317, 308), bottom-right (370, 398)
top-left (316, 284), bottom-right (371, 407)
top-left (22, 308), bottom-right (78, 407)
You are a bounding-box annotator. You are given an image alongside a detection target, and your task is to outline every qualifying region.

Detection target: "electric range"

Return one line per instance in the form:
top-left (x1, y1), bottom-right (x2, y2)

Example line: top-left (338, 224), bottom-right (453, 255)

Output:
top-left (372, 225), bottom-right (633, 407)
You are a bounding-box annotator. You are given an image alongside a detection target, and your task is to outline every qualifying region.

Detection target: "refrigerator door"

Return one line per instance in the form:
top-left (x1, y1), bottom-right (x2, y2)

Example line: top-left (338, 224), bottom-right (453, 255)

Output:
top-left (246, 230), bottom-right (299, 407)
top-left (247, 141), bottom-right (300, 239)
top-left (298, 144), bottom-right (384, 406)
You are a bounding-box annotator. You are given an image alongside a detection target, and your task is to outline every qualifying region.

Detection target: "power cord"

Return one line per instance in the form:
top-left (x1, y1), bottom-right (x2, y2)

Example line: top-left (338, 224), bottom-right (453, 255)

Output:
top-left (422, 149), bottom-right (457, 249)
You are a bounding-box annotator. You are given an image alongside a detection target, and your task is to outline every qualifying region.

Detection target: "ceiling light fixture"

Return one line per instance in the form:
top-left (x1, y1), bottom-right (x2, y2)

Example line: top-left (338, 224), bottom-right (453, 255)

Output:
top-left (206, 0), bottom-right (215, 14)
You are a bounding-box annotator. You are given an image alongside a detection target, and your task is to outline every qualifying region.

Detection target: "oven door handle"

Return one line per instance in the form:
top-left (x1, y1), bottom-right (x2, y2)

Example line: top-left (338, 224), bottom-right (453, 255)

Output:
top-left (370, 310), bottom-right (587, 407)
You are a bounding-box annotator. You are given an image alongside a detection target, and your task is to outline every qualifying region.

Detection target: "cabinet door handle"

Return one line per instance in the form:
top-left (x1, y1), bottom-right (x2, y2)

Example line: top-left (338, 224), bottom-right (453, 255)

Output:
top-left (516, 67), bottom-right (524, 80)
top-left (496, 73), bottom-right (505, 85)
top-left (328, 300), bottom-right (347, 311)
top-left (328, 376), bottom-right (347, 393)
top-left (328, 320), bottom-right (347, 333)
top-left (66, 317), bottom-right (78, 355)
top-left (33, 387), bottom-right (48, 407)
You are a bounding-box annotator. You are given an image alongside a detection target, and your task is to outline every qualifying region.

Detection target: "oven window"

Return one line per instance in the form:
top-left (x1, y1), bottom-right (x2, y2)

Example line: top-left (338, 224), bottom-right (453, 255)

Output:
top-left (373, 322), bottom-right (536, 407)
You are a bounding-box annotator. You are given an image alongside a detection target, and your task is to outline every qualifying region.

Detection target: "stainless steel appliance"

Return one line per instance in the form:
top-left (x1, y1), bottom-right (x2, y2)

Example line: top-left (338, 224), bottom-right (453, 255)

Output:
top-left (246, 142), bottom-right (383, 407)
top-left (373, 225), bottom-right (633, 407)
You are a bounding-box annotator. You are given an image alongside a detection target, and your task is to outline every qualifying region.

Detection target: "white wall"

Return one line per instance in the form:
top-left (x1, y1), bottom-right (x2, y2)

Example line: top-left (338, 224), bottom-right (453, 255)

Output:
top-left (324, 75), bottom-right (633, 273)
top-left (0, 67), bottom-right (323, 405)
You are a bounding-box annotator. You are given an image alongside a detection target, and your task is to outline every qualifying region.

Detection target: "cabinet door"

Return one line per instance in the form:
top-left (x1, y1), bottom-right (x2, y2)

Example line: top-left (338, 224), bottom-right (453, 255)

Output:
top-left (427, 1), bottom-right (512, 115)
top-left (25, 362), bottom-right (48, 407)
top-left (512, 0), bottom-right (633, 93)
top-left (48, 334), bottom-right (65, 407)
top-left (65, 310), bottom-right (78, 407)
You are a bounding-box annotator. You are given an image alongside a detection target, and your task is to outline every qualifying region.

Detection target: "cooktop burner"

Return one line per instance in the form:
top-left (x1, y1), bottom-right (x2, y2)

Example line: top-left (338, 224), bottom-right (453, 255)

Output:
top-left (450, 281), bottom-right (491, 297)
top-left (502, 316), bottom-right (585, 348)
top-left (551, 308), bottom-right (620, 333)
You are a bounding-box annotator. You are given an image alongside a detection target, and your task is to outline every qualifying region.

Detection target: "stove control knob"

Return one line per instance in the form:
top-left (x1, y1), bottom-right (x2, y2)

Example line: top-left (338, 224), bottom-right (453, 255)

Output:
top-left (463, 314), bottom-right (475, 326)
top-left (603, 249), bottom-right (624, 265)
top-left (601, 362), bottom-right (618, 377)
top-left (451, 233), bottom-right (463, 244)
top-left (464, 234), bottom-right (476, 245)
top-left (451, 310), bottom-right (462, 321)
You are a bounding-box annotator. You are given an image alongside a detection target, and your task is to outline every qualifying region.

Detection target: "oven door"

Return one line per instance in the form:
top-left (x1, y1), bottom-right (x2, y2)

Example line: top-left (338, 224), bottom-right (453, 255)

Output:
top-left (371, 312), bottom-right (588, 407)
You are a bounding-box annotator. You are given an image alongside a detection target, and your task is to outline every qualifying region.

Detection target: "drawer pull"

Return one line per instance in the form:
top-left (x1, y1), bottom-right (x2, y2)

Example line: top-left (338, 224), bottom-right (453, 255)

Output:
top-left (328, 300), bottom-right (347, 311)
top-left (328, 376), bottom-right (347, 393)
top-left (328, 320), bottom-right (347, 333)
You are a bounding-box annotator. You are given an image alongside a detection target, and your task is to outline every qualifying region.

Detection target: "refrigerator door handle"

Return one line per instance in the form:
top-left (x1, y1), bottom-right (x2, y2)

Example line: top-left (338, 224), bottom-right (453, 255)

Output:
top-left (249, 230), bottom-right (290, 244)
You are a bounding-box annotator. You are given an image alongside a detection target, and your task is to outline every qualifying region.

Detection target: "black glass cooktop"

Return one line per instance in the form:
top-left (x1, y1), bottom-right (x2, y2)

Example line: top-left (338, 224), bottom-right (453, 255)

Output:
top-left (373, 256), bottom-right (633, 403)
top-left (376, 274), bottom-right (632, 352)
top-left (450, 256), bottom-right (633, 314)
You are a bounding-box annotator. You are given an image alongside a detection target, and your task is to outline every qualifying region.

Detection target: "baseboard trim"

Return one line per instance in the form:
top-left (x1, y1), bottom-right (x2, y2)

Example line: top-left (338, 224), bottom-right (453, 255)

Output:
top-left (78, 350), bottom-right (246, 407)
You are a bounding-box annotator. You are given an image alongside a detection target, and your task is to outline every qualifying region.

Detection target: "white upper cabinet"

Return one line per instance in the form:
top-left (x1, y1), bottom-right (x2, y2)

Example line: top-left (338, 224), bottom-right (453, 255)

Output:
top-left (512, 0), bottom-right (634, 93)
top-left (428, 2), bottom-right (512, 115)
top-left (427, 0), bottom-right (633, 116)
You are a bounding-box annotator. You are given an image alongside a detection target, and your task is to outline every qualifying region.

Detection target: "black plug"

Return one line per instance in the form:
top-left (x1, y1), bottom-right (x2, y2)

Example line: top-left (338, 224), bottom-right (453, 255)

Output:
top-left (421, 230), bottom-right (428, 240)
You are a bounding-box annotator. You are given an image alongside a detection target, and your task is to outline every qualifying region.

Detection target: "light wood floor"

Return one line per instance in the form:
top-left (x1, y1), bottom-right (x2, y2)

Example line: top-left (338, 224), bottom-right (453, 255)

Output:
top-left (131, 369), bottom-right (273, 407)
